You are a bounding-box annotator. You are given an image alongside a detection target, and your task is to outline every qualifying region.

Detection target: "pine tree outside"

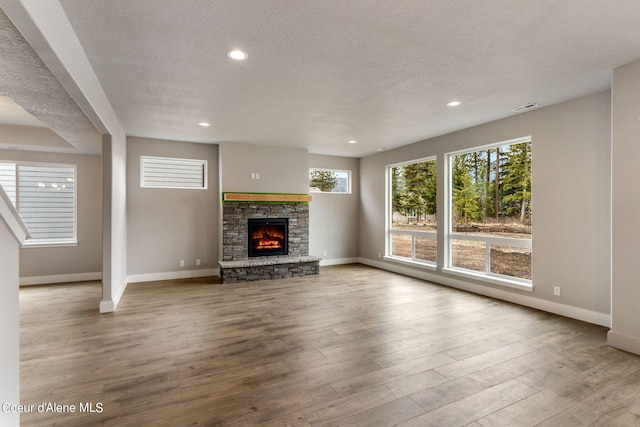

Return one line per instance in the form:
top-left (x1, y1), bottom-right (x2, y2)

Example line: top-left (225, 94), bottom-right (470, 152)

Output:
top-left (449, 139), bottom-right (532, 281)
top-left (389, 158), bottom-right (437, 264)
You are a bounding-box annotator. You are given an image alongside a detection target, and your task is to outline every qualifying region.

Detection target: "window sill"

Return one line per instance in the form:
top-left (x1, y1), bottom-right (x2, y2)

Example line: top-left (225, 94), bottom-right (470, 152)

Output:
top-left (441, 267), bottom-right (533, 292)
top-left (383, 255), bottom-right (437, 271)
top-left (382, 258), bottom-right (531, 292)
top-left (23, 240), bottom-right (78, 248)
top-left (309, 191), bottom-right (352, 195)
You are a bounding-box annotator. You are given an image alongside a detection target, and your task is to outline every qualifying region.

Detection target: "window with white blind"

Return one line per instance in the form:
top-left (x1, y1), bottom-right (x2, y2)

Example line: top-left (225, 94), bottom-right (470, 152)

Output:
top-left (140, 156), bottom-right (208, 189)
top-left (0, 163), bottom-right (16, 203)
top-left (0, 162), bottom-right (77, 245)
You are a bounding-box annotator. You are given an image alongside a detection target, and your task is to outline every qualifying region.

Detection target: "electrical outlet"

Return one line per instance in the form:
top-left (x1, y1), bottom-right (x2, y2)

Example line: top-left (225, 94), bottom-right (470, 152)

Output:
top-left (378, 252), bottom-right (382, 258)
top-left (196, 259), bottom-right (201, 266)
top-left (554, 286), bottom-right (561, 296)
top-left (323, 251), bottom-right (327, 257)
top-left (180, 260), bottom-right (185, 267)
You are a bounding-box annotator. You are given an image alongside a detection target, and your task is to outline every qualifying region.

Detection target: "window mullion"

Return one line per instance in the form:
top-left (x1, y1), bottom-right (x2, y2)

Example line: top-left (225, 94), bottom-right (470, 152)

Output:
top-left (485, 242), bottom-right (491, 274)
top-left (411, 234), bottom-right (416, 260)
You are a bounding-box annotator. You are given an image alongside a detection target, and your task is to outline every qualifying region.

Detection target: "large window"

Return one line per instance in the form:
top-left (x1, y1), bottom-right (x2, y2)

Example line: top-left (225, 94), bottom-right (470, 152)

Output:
top-left (384, 137), bottom-right (532, 290)
top-left (0, 162), bottom-right (77, 245)
top-left (446, 137), bottom-right (532, 288)
top-left (309, 168), bottom-right (351, 194)
top-left (387, 158), bottom-right (437, 266)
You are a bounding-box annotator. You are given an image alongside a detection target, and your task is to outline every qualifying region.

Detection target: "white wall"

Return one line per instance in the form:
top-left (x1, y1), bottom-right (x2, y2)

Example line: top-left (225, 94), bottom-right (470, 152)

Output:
top-left (127, 137), bottom-right (219, 281)
top-left (0, 186), bottom-right (25, 427)
top-left (0, 149), bottom-right (103, 283)
top-left (359, 91), bottom-right (611, 325)
top-left (308, 154), bottom-right (359, 263)
top-left (609, 58), bottom-right (640, 354)
top-left (0, 222), bottom-right (19, 426)
top-left (100, 132), bottom-right (128, 313)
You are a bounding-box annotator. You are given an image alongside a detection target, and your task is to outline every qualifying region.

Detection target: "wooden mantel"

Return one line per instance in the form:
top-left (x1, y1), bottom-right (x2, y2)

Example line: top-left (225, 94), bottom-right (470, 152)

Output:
top-left (222, 192), bottom-right (312, 203)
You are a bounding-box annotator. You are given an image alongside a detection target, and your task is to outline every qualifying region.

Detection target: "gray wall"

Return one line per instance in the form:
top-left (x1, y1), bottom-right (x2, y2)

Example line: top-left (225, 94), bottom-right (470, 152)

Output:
top-left (609, 58), bottom-right (640, 353)
top-left (0, 124), bottom-right (74, 151)
top-left (0, 149), bottom-right (103, 280)
top-left (127, 137), bottom-right (219, 277)
top-left (359, 91), bottom-right (611, 321)
top-left (308, 154), bottom-right (359, 262)
top-left (219, 142), bottom-right (309, 193)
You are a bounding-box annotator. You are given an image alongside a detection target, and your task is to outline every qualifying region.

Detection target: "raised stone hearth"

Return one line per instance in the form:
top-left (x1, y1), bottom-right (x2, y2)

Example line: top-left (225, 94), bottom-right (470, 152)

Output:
top-left (219, 256), bottom-right (320, 284)
top-left (220, 199), bottom-right (320, 283)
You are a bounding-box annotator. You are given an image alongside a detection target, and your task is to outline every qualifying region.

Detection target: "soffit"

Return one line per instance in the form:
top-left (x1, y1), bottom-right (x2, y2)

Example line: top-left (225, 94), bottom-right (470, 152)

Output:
top-left (0, 8), bottom-right (101, 154)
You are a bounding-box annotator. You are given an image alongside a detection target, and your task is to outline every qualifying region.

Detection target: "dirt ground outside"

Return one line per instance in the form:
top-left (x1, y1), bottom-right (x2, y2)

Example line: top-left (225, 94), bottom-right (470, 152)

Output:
top-left (391, 220), bottom-right (531, 280)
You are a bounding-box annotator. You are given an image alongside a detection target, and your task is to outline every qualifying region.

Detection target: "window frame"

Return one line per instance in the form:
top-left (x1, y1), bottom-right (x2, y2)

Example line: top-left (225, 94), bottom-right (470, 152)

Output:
top-left (444, 136), bottom-right (532, 291)
top-left (0, 160), bottom-right (78, 247)
top-left (308, 167), bottom-right (352, 194)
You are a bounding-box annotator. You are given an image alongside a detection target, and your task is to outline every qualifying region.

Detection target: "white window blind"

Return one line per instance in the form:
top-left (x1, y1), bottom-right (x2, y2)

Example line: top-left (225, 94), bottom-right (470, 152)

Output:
top-left (0, 162), bottom-right (76, 244)
top-left (141, 156), bottom-right (207, 189)
top-left (0, 162), bottom-right (17, 204)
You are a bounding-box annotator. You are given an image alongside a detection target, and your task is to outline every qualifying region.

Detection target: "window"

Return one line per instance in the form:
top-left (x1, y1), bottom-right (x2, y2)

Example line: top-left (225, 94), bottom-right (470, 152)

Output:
top-left (309, 168), bottom-right (351, 194)
top-left (383, 138), bottom-right (532, 289)
top-left (141, 156), bottom-right (207, 189)
top-left (0, 161), bottom-right (77, 245)
top-left (446, 137), bottom-right (532, 288)
top-left (386, 158), bottom-right (437, 266)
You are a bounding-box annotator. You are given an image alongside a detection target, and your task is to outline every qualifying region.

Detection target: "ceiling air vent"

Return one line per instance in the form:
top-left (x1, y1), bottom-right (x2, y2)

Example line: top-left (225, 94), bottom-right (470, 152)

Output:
top-left (511, 102), bottom-right (539, 113)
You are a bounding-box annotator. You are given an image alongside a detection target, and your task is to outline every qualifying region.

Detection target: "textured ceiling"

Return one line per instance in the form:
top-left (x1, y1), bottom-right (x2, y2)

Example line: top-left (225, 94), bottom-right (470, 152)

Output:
top-left (0, 7), bottom-right (101, 154)
top-left (8, 1), bottom-right (640, 157)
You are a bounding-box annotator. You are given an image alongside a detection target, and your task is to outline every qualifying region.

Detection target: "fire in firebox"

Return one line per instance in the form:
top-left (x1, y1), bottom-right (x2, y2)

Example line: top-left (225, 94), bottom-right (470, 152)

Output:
top-left (253, 226), bottom-right (285, 250)
top-left (247, 218), bottom-right (288, 257)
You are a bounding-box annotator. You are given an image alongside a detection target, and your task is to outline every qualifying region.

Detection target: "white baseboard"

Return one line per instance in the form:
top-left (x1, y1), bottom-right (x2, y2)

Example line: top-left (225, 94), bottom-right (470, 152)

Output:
top-left (127, 268), bottom-right (220, 284)
top-left (358, 257), bottom-right (611, 328)
top-left (100, 275), bottom-right (128, 313)
top-left (99, 299), bottom-right (115, 313)
top-left (20, 271), bottom-right (102, 286)
top-left (607, 330), bottom-right (640, 355)
top-left (319, 257), bottom-right (360, 266)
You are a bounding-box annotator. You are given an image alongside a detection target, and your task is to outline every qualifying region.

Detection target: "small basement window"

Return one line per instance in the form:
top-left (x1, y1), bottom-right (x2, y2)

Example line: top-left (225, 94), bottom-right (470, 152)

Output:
top-left (141, 156), bottom-right (207, 189)
top-left (309, 168), bottom-right (351, 194)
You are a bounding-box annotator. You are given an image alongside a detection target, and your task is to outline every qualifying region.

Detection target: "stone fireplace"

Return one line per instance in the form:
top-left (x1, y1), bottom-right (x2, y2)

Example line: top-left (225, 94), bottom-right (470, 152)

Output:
top-left (219, 196), bottom-right (320, 283)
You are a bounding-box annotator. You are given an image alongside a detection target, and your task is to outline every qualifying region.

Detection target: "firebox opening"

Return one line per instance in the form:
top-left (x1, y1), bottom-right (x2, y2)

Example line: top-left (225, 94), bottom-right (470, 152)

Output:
top-left (247, 218), bottom-right (288, 257)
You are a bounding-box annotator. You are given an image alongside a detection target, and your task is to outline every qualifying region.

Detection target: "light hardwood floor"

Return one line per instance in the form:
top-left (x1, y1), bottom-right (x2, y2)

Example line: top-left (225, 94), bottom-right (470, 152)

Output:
top-left (19, 264), bottom-right (640, 426)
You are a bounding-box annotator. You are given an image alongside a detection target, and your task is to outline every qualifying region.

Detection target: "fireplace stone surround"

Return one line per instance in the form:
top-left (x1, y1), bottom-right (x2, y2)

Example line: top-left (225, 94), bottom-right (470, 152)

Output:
top-left (219, 201), bottom-right (320, 283)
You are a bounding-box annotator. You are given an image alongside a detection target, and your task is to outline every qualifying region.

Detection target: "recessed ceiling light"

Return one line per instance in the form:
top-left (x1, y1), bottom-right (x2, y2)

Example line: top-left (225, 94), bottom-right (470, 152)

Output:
top-left (447, 101), bottom-right (461, 107)
top-left (348, 140), bottom-right (357, 144)
top-left (198, 122), bottom-right (211, 127)
top-left (227, 49), bottom-right (248, 61)
top-left (378, 147), bottom-right (388, 151)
